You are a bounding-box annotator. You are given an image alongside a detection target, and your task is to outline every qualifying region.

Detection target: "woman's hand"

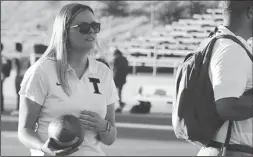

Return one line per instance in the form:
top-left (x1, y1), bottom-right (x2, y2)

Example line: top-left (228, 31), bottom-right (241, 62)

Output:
top-left (79, 110), bottom-right (107, 133)
top-left (41, 138), bottom-right (79, 156)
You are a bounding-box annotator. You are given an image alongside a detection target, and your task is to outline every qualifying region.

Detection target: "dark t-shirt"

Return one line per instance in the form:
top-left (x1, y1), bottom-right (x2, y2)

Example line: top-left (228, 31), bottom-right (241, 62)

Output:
top-left (113, 56), bottom-right (128, 86)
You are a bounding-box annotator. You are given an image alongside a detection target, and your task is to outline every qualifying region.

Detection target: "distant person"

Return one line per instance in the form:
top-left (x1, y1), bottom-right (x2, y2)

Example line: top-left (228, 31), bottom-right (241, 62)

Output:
top-left (12, 42), bottom-right (30, 115)
top-left (1, 43), bottom-right (12, 112)
top-left (112, 49), bottom-right (129, 113)
top-left (197, 1), bottom-right (253, 156)
top-left (30, 44), bottom-right (48, 65)
top-left (18, 3), bottom-right (118, 156)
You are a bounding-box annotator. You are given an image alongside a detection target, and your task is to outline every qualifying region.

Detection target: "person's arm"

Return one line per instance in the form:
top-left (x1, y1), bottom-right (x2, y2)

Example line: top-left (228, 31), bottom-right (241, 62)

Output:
top-left (17, 66), bottom-right (48, 151)
top-left (18, 66), bottom-right (79, 156)
top-left (18, 96), bottom-right (44, 150)
top-left (79, 104), bottom-right (117, 146)
top-left (210, 42), bottom-right (252, 121)
top-left (98, 69), bottom-right (118, 145)
top-left (18, 97), bottom-right (79, 156)
top-left (98, 104), bottom-right (117, 145)
top-left (79, 68), bottom-right (118, 145)
top-left (216, 95), bottom-right (253, 121)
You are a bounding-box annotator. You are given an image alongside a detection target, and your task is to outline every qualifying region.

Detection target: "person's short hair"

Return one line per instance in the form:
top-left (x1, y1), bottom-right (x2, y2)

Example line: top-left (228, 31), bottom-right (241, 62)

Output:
top-left (114, 49), bottom-right (122, 56)
top-left (221, 0), bottom-right (253, 16)
top-left (15, 42), bottom-right (23, 52)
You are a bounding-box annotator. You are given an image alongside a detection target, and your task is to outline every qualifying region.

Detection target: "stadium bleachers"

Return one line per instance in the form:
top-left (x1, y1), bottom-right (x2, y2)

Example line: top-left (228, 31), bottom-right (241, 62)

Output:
top-left (2, 6), bottom-right (224, 75)
top-left (110, 8), bottom-right (224, 72)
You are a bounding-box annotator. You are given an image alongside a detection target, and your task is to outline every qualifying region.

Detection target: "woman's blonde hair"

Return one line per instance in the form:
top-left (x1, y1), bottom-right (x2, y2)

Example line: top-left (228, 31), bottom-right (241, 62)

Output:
top-left (39, 3), bottom-right (95, 96)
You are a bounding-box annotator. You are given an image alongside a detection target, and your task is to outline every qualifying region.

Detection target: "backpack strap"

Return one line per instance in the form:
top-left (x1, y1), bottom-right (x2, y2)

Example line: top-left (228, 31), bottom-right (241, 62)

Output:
top-left (215, 34), bottom-right (253, 62)
top-left (221, 120), bottom-right (233, 156)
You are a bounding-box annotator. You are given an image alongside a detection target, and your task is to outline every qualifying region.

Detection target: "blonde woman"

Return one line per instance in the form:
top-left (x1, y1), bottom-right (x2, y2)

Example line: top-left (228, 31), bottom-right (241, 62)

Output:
top-left (18, 3), bottom-right (118, 156)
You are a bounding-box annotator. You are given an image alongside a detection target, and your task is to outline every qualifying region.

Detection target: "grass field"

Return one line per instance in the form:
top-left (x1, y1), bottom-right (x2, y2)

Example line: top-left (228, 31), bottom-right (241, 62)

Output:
top-left (3, 68), bottom-right (175, 113)
top-left (1, 132), bottom-right (199, 156)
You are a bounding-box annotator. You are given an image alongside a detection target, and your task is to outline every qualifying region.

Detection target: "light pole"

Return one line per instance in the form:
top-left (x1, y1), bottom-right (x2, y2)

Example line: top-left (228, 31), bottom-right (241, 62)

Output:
top-left (150, 1), bottom-right (154, 31)
top-left (150, 1), bottom-right (157, 76)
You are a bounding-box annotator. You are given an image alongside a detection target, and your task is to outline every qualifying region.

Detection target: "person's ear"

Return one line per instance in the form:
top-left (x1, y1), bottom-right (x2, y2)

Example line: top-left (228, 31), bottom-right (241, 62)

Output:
top-left (246, 6), bottom-right (253, 20)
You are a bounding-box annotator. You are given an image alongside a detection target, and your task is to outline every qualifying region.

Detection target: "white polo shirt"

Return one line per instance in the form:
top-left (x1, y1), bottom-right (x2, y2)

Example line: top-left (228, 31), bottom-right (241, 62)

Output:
top-left (19, 56), bottom-right (119, 156)
top-left (209, 26), bottom-right (252, 146)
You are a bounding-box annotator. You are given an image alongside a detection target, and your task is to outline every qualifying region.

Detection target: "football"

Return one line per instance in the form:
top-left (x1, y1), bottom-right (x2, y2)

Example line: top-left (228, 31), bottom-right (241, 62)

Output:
top-left (48, 114), bottom-right (84, 149)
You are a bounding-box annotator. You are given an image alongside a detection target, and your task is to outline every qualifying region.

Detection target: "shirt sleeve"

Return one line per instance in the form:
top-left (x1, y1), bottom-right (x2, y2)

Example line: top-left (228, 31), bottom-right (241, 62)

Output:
top-left (18, 66), bottom-right (48, 105)
top-left (210, 41), bottom-right (251, 101)
top-left (106, 69), bottom-right (119, 105)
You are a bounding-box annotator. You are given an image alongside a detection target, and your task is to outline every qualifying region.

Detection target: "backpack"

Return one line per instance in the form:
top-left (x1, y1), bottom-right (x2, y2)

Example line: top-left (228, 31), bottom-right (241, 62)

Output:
top-left (172, 32), bottom-right (253, 146)
top-left (130, 101), bottom-right (151, 114)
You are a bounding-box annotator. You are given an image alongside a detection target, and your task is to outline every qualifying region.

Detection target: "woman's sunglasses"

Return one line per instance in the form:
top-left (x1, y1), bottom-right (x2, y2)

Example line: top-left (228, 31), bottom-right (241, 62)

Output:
top-left (70, 22), bottom-right (100, 34)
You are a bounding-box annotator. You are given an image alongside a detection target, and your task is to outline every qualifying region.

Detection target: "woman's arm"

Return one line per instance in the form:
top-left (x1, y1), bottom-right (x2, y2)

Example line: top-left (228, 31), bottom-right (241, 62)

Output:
top-left (19, 96), bottom-right (80, 156)
top-left (98, 103), bottom-right (117, 146)
top-left (79, 104), bottom-right (117, 146)
top-left (18, 96), bottom-right (44, 151)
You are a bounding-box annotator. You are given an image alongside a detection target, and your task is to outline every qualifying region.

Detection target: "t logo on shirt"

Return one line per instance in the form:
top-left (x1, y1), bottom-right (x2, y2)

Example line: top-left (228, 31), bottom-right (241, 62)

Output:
top-left (88, 78), bottom-right (101, 94)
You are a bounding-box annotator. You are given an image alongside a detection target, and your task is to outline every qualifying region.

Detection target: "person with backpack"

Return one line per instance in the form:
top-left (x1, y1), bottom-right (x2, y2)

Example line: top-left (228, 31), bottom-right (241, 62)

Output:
top-left (173, 1), bottom-right (252, 156)
top-left (112, 49), bottom-right (129, 113)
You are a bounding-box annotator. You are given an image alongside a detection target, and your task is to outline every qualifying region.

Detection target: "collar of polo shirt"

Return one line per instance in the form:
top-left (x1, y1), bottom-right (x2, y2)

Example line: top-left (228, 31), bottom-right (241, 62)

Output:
top-left (67, 56), bottom-right (97, 75)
